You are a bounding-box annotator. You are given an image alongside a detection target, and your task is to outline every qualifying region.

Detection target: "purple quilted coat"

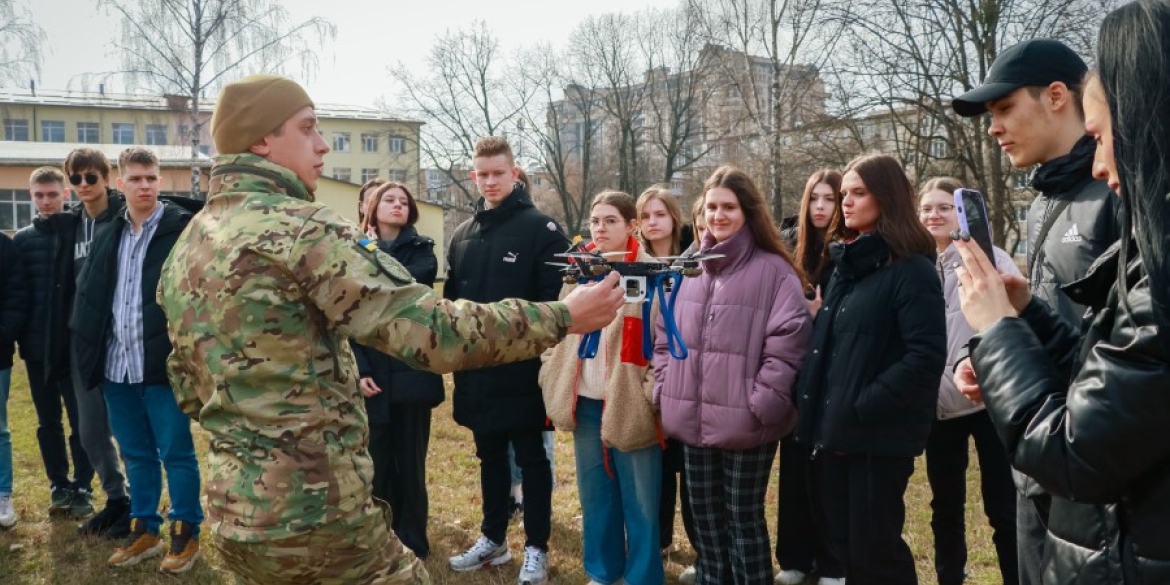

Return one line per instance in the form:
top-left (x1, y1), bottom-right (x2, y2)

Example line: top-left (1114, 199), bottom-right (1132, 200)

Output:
top-left (653, 226), bottom-right (812, 450)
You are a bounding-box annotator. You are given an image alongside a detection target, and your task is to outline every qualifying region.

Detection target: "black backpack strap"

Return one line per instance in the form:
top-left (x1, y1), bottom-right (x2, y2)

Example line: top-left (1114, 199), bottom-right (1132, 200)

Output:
top-left (1029, 198), bottom-right (1072, 278)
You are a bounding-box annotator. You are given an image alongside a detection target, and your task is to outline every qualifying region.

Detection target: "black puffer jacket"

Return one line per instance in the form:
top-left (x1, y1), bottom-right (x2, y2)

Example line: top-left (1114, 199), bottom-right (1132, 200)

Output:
top-left (1027, 135), bottom-right (1121, 328)
top-left (70, 201), bottom-right (194, 389)
top-left (972, 241), bottom-right (1169, 585)
top-left (352, 226), bottom-right (445, 421)
top-left (0, 232), bottom-right (28, 370)
top-left (444, 185), bottom-right (568, 432)
top-left (13, 222), bottom-right (54, 365)
top-left (794, 233), bottom-right (946, 457)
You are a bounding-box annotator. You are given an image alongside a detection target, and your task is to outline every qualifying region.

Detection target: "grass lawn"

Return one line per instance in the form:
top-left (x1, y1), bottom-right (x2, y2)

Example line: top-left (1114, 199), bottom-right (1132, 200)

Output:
top-left (0, 358), bottom-right (1007, 584)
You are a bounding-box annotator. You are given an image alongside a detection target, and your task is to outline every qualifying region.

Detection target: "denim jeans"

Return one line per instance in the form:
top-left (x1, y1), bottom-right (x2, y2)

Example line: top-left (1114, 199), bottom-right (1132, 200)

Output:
top-left (103, 379), bottom-right (203, 535)
top-left (0, 368), bottom-right (11, 495)
top-left (574, 397), bottom-right (663, 585)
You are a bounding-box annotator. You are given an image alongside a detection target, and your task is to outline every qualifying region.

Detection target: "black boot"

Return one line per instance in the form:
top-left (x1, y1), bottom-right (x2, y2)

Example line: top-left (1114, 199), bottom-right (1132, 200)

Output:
top-left (77, 496), bottom-right (131, 538)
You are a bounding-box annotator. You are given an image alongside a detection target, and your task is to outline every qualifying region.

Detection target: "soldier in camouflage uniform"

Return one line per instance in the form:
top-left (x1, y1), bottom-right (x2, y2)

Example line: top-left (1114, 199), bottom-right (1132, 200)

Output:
top-left (157, 75), bottom-right (624, 585)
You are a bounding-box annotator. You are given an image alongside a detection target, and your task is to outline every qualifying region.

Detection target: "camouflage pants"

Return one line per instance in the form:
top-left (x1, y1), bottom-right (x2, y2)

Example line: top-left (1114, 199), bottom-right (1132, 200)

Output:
top-left (215, 498), bottom-right (431, 585)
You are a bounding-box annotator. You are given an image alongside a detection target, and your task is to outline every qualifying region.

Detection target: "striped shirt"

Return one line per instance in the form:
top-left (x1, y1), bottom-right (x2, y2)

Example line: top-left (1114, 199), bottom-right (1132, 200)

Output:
top-left (105, 202), bottom-right (164, 384)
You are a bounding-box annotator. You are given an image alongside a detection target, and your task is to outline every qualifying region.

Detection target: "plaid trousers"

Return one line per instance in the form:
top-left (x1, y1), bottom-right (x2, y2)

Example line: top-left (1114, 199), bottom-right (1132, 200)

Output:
top-left (684, 441), bottom-right (779, 585)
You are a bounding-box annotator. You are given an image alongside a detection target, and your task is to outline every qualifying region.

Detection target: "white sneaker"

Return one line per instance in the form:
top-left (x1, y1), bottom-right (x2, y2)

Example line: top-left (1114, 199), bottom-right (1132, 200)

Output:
top-left (679, 565), bottom-right (696, 585)
top-left (518, 546), bottom-right (548, 584)
top-left (448, 535), bottom-right (511, 572)
top-left (0, 494), bottom-right (15, 528)
top-left (776, 569), bottom-right (807, 585)
top-left (817, 578), bottom-right (845, 585)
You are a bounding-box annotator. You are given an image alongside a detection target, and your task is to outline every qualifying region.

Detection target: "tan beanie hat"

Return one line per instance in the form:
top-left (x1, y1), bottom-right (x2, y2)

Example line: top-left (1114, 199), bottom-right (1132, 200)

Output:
top-left (211, 75), bottom-right (315, 155)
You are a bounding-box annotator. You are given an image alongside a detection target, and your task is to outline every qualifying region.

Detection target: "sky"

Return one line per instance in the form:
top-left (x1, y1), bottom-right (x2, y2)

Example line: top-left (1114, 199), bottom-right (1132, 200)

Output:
top-left (25, 0), bottom-right (680, 108)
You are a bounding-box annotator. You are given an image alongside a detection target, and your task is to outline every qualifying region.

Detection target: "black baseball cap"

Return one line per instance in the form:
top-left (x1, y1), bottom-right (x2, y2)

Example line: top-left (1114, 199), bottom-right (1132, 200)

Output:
top-left (952, 39), bottom-right (1088, 117)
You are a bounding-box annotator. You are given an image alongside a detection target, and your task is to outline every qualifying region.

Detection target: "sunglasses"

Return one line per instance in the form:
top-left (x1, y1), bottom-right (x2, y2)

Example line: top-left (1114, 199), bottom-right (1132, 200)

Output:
top-left (69, 173), bottom-right (100, 186)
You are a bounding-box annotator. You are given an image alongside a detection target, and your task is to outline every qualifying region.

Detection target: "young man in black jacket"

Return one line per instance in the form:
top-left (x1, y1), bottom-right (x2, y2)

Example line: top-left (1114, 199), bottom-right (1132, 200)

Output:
top-left (445, 136), bottom-right (567, 585)
top-left (71, 147), bottom-right (203, 574)
top-left (0, 229), bottom-right (29, 529)
top-left (46, 148), bottom-right (133, 538)
top-left (13, 167), bottom-right (96, 520)
top-left (951, 38), bottom-right (1122, 585)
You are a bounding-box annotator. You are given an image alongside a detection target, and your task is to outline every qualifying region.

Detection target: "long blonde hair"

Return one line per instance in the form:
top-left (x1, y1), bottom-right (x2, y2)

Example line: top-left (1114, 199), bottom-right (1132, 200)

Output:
top-left (636, 185), bottom-right (683, 256)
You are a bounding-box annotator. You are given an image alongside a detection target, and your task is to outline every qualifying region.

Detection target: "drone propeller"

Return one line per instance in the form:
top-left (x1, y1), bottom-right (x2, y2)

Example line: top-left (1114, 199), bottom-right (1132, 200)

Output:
top-left (544, 262), bottom-right (576, 268)
top-left (686, 253), bottom-right (725, 262)
top-left (554, 250), bottom-right (628, 259)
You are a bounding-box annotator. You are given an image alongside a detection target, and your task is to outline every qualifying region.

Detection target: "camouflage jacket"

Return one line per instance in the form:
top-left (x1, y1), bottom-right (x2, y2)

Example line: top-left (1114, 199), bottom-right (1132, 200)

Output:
top-left (158, 153), bottom-right (571, 542)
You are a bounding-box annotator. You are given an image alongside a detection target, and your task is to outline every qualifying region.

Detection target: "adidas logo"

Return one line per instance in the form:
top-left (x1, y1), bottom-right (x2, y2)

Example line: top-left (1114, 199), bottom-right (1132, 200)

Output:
top-left (1061, 223), bottom-right (1083, 243)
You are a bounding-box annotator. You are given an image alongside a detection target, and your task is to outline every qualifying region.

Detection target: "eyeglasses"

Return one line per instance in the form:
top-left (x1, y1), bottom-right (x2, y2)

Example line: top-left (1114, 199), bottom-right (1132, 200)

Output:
top-left (918, 204), bottom-right (955, 216)
top-left (69, 173), bottom-right (100, 186)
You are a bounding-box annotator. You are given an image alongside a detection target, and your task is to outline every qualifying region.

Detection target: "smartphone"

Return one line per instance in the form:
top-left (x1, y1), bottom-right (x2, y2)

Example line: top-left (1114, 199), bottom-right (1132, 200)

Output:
top-left (953, 188), bottom-right (997, 268)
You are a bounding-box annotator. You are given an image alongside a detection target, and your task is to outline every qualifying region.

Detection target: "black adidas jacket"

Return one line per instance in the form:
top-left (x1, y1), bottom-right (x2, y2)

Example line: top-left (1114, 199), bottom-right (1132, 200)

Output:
top-left (1026, 135), bottom-right (1121, 329)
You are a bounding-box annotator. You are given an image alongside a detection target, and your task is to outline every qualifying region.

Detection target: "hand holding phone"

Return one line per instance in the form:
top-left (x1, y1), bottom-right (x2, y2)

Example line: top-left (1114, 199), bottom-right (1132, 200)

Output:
top-left (954, 188), bottom-right (997, 268)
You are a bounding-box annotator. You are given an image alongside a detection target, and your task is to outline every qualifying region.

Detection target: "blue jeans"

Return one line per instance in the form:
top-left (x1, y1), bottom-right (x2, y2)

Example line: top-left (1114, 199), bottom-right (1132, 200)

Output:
top-left (0, 368), bottom-right (11, 495)
top-left (103, 380), bottom-right (203, 535)
top-left (574, 397), bottom-right (663, 585)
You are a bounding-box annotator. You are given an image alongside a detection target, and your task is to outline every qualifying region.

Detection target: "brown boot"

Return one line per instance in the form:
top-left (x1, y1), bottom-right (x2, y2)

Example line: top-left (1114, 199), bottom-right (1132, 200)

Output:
top-left (159, 520), bottom-right (201, 574)
top-left (107, 518), bottom-right (164, 567)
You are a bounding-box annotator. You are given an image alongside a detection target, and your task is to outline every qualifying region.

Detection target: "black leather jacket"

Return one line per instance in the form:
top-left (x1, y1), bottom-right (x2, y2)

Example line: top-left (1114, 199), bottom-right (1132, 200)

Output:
top-left (972, 241), bottom-right (1170, 585)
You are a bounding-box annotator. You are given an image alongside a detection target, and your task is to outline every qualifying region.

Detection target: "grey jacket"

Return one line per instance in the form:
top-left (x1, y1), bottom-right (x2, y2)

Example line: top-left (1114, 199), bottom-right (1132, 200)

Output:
top-left (935, 244), bottom-right (1020, 420)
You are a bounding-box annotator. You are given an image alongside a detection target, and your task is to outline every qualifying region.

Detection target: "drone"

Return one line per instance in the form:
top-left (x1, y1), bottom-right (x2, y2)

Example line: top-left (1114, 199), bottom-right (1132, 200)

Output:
top-left (547, 239), bottom-right (724, 360)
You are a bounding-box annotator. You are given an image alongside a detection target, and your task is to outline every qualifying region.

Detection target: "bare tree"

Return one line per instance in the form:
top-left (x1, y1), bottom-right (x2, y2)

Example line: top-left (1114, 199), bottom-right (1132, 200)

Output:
top-left (517, 44), bottom-right (606, 235)
top-left (689, 0), bottom-right (841, 220)
top-left (639, 7), bottom-right (724, 185)
top-left (103, 0), bottom-right (336, 198)
top-left (569, 13), bottom-right (652, 195)
top-left (390, 21), bottom-right (534, 209)
top-left (0, 0), bottom-right (45, 86)
top-left (826, 0), bottom-right (1110, 247)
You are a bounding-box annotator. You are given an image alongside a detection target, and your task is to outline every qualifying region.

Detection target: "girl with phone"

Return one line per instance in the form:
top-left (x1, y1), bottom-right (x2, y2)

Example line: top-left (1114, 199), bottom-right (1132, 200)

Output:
top-left (957, 2), bottom-right (1170, 582)
top-left (918, 177), bottom-right (1020, 585)
top-left (793, 154), bottom-right (947, 585)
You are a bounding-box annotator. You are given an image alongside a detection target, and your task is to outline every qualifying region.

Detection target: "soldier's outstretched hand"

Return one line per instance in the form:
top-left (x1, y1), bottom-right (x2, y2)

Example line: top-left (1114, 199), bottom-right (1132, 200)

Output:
top-left (563, 272), bottom-right (625, 334)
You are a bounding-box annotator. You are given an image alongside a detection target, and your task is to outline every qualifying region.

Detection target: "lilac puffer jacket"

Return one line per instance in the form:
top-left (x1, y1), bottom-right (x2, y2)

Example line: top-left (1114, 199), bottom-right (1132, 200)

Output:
top-left (653, 226), bottom-right (812, 450)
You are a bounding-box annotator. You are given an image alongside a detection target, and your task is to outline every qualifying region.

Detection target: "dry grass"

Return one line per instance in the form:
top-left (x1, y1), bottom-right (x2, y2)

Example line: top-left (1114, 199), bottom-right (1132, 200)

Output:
top-left (0, 358), bottom-right (1005, 584)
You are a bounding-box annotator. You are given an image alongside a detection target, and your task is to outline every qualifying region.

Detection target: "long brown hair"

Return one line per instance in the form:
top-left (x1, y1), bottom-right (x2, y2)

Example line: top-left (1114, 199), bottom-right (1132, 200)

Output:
top-left (636, 184), bottom-right (683, 257)
top-left (794, 168), bottom-right (843, 285)
top-left (702, 166), bottom-right (807, 287)
top-left (834, 154), bottom-right (935, 261)
top-left (360, 182), bottom-right (420, 236)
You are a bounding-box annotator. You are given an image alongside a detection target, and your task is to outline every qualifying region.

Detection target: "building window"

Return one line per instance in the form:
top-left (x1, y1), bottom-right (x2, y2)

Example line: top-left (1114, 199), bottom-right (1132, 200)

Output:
top-left (1016, 204), bottom-right (1029, 222)
top-left (362, 133), bottom-right (378, 153)
top-left (388, 169), bottom-right (407, 183)
top-left (333, 168), bottom-right (352, 183)
top-left (0, 189), bottom-right (35, 231)
top-left (929, 137), bottom-right (949, 159)
top-left (145, 124), bottom-right (167, 145)
top-left (361, 168), bottom-right (379, 183)
top-left (333, 133), bottom-right (351, 152)
top-left (112, 123), bottom-right (135, 145)
top-left (4, 119), bottom-right (29, 141)
top-left (77, 122), bottom-right (100, 143)
top-left (389, 136), bottom-right (405, 154)
top-left (40, 120), bottom-right (65, 142)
